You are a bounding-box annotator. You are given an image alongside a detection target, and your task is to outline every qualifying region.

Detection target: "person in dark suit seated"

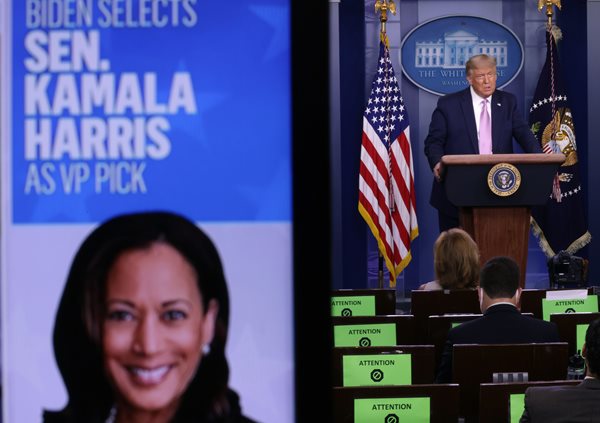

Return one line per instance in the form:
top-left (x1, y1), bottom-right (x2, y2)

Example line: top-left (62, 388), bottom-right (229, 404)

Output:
top-left (418, 228), bottom-right (480, 291)
top-left (435, 256), bottom-right (560, 383)
top-left (423, 54), bottom-right (542, 231)
top-left (520, 318), bottom-right (600, 422)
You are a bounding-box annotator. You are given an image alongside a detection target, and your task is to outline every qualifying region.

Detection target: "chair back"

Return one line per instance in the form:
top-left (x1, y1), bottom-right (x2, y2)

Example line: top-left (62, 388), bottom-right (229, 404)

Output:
top-left (426, 314), bottom-right (482, 369)
top-left (331, 288), bottom-right (396, 316)
top-left (479, 380), bottom-right (579, 423)
top-left (520, 288), bottom-right (595, 319)
top-left (453, 342), bottom-right (569, 422)
top-left (332, 345), bottom-right (435, 387)
top-left (550, 312), bottom-right (600, 355)
top-left (333, 385), bottom-right (460, 423)
top-left (411, 289), bottom-right (480, 342)
top-left (332, 315), bottom-right (416, 347)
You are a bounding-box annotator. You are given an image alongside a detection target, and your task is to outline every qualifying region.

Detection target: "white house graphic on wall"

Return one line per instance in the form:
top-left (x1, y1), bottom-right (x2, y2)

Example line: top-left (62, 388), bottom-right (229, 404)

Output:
top-left (415, 30), bottom-right (507, 68)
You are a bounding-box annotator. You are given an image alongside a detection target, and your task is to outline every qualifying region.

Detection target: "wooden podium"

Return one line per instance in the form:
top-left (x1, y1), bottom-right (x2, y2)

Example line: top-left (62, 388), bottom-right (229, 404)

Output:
top-left (441, 154), bottom-right (565, 288)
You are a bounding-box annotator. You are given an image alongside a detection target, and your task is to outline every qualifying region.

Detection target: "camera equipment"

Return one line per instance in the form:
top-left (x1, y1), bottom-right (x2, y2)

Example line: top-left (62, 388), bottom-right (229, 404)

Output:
top-left (567, 350), bottom-right (586, 380)
top-left (548, 250), bottom-right (586, 289)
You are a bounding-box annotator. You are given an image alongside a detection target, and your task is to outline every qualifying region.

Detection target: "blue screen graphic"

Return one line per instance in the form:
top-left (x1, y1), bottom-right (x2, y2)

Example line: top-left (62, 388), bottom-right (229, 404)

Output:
top-left (12, 0), bottom-right (291, 223)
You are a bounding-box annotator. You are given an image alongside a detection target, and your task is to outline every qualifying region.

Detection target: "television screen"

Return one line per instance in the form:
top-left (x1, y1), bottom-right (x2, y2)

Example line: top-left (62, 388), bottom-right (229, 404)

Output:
top-left (1, 1), bottom-right (299, 421)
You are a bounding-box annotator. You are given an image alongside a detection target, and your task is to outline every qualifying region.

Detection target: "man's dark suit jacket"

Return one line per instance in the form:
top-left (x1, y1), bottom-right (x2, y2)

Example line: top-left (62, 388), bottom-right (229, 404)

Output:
top-left (424, 88), bottom-right (542, 217)
top-left (435, 303), bottom-right (560, 383)
top-left (520, 378), bottom-right (600, 422)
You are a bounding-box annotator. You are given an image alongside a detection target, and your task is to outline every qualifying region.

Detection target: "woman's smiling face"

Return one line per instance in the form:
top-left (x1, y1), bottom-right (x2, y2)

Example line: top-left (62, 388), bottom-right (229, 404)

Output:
top-left (102, 242), bottom-right (218, 416)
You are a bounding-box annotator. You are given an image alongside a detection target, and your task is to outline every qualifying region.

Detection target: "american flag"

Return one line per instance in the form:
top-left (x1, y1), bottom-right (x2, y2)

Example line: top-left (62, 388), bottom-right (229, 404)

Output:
top-left (358, 40), bottom-right (418, 287)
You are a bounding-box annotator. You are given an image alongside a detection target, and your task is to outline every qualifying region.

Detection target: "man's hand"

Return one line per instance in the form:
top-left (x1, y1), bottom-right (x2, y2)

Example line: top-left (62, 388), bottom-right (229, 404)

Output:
top-left (433, 162), bottom-right (442, 182)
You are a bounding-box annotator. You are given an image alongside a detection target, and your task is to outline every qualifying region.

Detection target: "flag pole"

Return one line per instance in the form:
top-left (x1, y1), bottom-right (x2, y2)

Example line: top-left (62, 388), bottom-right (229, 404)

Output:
top-left (375, 0), bottom-right (396, 289)
top-left (360, 0), bottom-right (417, 290)
top-left (538, 0), bottom-right (563, 202)
top-left (375, 0), bottom-right (396, 36)
top-left (374, 0), bottom-right (396, 289)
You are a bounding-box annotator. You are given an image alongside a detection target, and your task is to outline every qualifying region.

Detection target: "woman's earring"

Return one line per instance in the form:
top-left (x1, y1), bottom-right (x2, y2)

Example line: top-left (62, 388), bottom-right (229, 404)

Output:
top-left (202, 344), bottom-right (211, 355)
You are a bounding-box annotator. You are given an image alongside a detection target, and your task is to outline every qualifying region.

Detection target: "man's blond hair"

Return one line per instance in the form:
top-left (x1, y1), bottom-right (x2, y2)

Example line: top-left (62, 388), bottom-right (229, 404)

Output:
top-left (465, 54), bottom-right (497, 75)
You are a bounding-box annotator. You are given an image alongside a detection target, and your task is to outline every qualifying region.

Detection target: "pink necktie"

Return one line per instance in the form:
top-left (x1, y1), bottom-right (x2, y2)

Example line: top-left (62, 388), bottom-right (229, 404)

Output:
top-left (479, 99), bottom-right (492, 154)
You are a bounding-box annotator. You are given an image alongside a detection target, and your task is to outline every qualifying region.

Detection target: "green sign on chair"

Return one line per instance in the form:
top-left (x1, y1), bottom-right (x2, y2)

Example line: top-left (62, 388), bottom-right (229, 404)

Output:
top-left (342, 353), bottom-right (411, 387)
top-left (509, 393), bottom-right (525, 423)
top-left (333, 323), bottom-right (397, 347)
top-left (542, 295), bottom-right (598, 321)
top-left (331, 295), bottom-right (376, 317)
top-left (354, 397), bottom-right (430, 422)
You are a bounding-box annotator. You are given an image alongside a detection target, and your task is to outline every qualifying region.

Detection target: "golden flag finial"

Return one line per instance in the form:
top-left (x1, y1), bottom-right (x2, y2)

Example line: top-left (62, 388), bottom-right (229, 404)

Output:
top-left (538, 0), bottom-right (562, 27)
top-left (375, 0), bottom-right (397, 35)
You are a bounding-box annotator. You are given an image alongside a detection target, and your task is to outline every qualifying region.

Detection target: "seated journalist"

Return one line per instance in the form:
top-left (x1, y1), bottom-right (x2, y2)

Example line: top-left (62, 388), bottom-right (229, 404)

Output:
top-left (423, 54), bottom-right (542, 231)
top-left (520, 318), bottom-right (600, 422)
top-left (435, 256), bottom-right (560, 383)
top-left (43, 211), bottom-right (256, 423)
top-left (419, 227), bottom-right (480, 291)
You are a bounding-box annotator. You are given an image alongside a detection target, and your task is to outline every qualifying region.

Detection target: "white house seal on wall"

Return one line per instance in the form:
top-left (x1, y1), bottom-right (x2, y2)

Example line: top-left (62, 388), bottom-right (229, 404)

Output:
top-left (401, 16), bottom-right (524, 96)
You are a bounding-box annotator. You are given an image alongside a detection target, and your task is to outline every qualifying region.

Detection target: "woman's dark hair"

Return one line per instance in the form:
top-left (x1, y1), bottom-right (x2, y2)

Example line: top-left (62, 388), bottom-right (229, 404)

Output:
top-left (49, 211), bottom-right (232, 421)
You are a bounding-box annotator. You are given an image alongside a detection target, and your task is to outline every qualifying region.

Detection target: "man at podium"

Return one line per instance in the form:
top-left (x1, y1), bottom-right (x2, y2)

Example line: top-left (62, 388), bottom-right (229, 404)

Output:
top-left (424, 54), bottom-right (542, 231)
